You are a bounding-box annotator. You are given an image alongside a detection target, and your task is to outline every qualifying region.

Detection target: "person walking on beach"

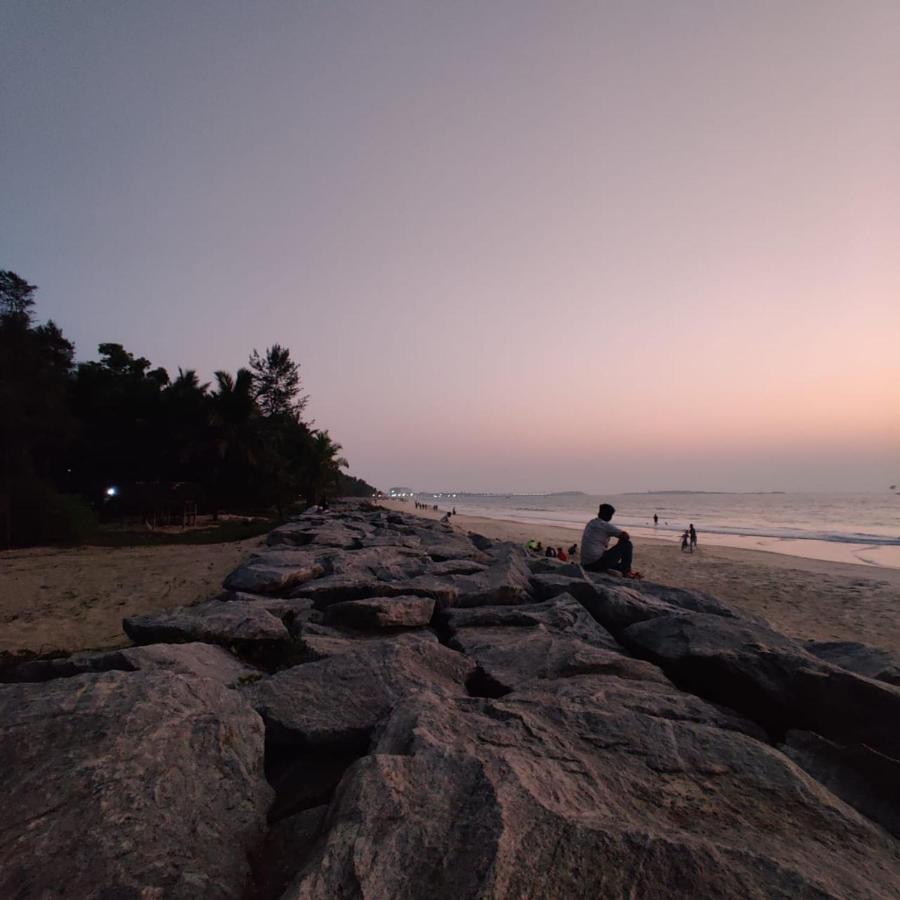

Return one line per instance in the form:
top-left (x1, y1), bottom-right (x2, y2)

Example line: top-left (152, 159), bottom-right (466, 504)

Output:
top-left (689, 523), bottom-right (697, 550)
top-left (653, 513), bottom-right (658, 526)
top-left (580, 503), bottom-right (639, 577)
top-left (681, 530), bottom-right (690, 552)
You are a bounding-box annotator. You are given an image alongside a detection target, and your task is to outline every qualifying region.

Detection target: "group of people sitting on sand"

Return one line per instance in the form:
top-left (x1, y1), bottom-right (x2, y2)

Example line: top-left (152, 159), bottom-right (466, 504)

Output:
top-left (445, 501), bottom-right (700, 581)
top-left (525, 540), bottom-right (578, 562)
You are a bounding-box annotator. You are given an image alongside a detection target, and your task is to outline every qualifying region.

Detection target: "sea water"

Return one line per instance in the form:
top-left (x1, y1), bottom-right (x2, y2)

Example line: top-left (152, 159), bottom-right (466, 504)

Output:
top-left (417, 492), bottom-right (900, 569)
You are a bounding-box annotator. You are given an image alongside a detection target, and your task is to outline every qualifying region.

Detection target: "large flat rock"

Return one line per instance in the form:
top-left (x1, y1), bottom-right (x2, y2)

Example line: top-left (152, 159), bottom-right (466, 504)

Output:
top-left (439, 592), bottom-right (621, 651)
top-left (617, 577), bottom-right (740, 618)
top-left (282, 676), bottom-right (899, 898)
top-left (0, 670), bottom-right (271, 899)
top-left (323, 595), bottom-right (436, 629)
top-left (291, 573), bottom-right (459, 609)
top-left (295, 623), bottom-right (440, 663)
top-left (124, 598), bottom-right (292, 648)
top-left (323, 545), bottom-right (429, 578)
top-left (224, 551), bottom-right (327, 594)
top-left (531, 573), bottom-right (676, 631)
top-left (444, 545), bottom-right (532, 607)
top-left (622, 612), bottom-right (900, 758)
top-left (805, 639), bottom-right (900, 686)
top-left (266, 519), bottom-right (369, 549)
top-left (449, 626), bottom-right (667, 694)
top-left (246, 633), bottom-right (472, 751)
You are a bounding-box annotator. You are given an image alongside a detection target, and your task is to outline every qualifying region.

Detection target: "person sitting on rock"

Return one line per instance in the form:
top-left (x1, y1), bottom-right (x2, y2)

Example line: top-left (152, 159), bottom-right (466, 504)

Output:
top-left (556, 546), bottom-right (569, 562)
top-left (580, 503), bottom-right (638, 577)
top-left (568, 543), bottom-right (578, 558)
top-left (544, 545), bottom-right (557, 558)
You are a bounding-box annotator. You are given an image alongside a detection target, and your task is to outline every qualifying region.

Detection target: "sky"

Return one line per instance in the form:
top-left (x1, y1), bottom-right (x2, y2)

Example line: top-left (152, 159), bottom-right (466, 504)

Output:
top-left (2, 1), bottom-right (898, 493)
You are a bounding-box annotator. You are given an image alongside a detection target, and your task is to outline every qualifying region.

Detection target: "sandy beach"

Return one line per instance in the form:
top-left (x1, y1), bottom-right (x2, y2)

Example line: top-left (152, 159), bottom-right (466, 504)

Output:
top-left (383, 500), bottom-right (900, 654)
top-left (3, 502), bottom-right (898, 660)
top-left (0, 537), bottom-right (266, 657)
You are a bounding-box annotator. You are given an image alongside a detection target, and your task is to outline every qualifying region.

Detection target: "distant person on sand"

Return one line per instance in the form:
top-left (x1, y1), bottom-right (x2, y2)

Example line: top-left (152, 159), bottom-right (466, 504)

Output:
top-left (653, 513), bottom-right (658, 526)
top-left (689, 523), bottom-right (697, 549)
top-left (580, 503), bottom-right (639, 577)
top-left (681, 530), bottom-right (690, 552)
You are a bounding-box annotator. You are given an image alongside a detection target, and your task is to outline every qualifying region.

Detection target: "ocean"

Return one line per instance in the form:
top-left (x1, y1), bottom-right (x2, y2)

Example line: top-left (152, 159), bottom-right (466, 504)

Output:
top-left (414, 492), bottom-right (900, 569)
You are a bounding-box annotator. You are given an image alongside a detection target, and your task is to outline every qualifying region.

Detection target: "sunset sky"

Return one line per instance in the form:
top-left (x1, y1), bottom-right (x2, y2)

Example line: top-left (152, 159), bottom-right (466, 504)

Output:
top-left (3, 2), bottom-right (898, 492)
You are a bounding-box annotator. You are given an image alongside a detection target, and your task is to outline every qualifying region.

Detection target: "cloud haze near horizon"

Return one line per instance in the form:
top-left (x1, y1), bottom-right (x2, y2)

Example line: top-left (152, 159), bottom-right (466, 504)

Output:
top-left (2, 1), bottom-right (898, 493)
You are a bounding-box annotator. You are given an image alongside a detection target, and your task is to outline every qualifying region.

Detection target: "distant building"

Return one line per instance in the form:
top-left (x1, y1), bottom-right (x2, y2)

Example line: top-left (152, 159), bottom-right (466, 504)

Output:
top-left (388, 487), bottom-right (416, 498)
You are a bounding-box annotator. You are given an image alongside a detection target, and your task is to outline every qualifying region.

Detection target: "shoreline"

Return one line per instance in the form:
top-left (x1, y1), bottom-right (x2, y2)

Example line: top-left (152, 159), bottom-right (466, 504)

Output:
top-left (400, 506), bottom-right (900, 569)
top-left (381, 500), bottom-right (900, 653)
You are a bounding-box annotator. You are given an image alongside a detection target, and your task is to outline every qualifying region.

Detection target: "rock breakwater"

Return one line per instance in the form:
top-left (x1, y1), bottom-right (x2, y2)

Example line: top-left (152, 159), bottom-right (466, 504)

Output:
top-left (2, 502), bottom-right (899, 898)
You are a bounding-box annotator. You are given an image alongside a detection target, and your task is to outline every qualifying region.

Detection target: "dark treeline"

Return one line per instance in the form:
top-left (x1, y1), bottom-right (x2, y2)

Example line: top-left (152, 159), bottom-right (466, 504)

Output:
top-left (0, 271), bottom-right (376, 547)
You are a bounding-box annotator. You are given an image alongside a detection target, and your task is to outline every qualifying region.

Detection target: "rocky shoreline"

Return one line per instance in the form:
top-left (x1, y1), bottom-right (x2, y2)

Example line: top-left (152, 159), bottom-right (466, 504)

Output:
top-left (2, 502), bottom-right (899, 898)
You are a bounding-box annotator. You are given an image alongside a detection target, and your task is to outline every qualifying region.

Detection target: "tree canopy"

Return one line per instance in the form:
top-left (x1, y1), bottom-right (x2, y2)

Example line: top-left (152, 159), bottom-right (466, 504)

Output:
top-left (249, 344), bottom-right (308, 419)
top-left (0, 270), bottom-right (377, 547)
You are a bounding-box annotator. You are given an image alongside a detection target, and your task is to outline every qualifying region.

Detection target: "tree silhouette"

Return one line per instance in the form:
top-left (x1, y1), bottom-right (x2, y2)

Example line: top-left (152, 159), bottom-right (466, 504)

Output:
top-left (161, 368), bottom-right (210, 481)
top-left (0, 270), bottom-right (378, 545)
top-left (204, 369), bottom-right (261, 514)
top-left (302, 430), bottom-right (349, 501)
top-left (0, 270), bottom-right (37, 321)
top-left (249, 344), bottom-right (308, 418)
top-left (0, 273), bottom-right (78, 546)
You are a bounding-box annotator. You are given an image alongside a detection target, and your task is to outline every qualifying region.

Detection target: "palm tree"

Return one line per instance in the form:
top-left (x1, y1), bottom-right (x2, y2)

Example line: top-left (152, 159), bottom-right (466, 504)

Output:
top-left (205, 368), bottom-right (260, 515)
top-left (163, 368), bottom-right (210, 479)
top-left (302, 429), bottom-right (348, 502)
top-left (171, 368), bottom-right (209, 395)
